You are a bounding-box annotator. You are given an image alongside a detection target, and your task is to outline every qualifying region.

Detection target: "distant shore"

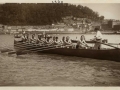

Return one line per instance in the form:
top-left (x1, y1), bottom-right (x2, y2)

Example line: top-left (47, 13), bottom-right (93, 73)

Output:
top-left (25, 31), bottom-right (120, 35)
top-left (1, 30), bottom-right (120, 35)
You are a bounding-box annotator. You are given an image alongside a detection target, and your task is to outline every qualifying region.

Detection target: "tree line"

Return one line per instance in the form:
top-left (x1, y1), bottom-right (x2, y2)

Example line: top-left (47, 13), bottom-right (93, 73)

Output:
top-left (0, 3), bottom-right (104, 25)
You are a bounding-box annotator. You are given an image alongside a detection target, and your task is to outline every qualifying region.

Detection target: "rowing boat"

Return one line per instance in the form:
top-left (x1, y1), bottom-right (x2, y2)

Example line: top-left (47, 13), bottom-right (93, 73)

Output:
top-left (14, 40), bottom-right (120, 61)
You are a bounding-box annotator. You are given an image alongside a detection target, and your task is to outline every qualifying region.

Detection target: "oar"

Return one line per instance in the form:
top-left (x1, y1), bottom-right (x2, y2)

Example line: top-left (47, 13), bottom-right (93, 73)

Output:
top-left (14, 43), bottom-right (53, 47)
top-left (15, 44), bottom-right (72, 52)
top-left (15, 45), bottom-right (60, 51)
top-left (14, 43), bottom-right (64, 50)
top-left (83, 39), bottom-right (120, 49)
top-left (86, 40), bottom-right (120, 49)
top-left (14, 41), bottom-right (66, 49)
top-left (0, 44), bottom-right (15, 53)
top-left (107, 43), bottom-right (120, 45)
top-left (16, 44), bottom-right (72, 55)
top-left (14, 42), bottom-right (56, 47)
top-left (100, 42), bottom-right (120, 49)
top-left (0, 49), bottom-right (13, 53)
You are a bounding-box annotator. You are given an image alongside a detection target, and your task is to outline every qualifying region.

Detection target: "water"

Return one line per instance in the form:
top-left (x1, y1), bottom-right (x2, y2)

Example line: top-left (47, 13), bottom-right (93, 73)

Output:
top-left (0, 34), bottom-right (120, 86)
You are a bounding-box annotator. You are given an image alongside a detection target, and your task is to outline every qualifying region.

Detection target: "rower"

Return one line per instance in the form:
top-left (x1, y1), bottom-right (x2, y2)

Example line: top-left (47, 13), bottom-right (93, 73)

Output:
top-left (55, 37), bottom-right (60, 44)
top-left (93, 28), bottom-right (103, 50)
top-left (76, 35), bottom-right (88, 49)
top-left (50, 36), bottom-right (56, 44)
top-left (25, 34), bottom-right (29, 42)
top-left (65, 36), bottom-right (72, 45)
top-left (21, 34), bottom-right (26, 42)
top-left (30, 34), bottom-right (36, 43)
top-left (36, 34), bottom-right (44, 45)
top-left (61, 36), bottom-right (72, 48)
top-left (80, 35), bottom-right (89, 48)
top-left (44, 37), bottom-right (51, 45)
top-left (51, 36), bottom-right (60, 45)
top-left (14, 34), bottom-right (22, 42)
top-left (60, 36), bottom-right (66, 45)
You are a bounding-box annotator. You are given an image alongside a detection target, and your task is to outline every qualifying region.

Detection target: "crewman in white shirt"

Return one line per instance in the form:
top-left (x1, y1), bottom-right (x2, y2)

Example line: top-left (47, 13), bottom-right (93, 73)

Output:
top-left (95, 31), bottom-right (103, 40)
top-left (94, 28), bottom-right (103, 50)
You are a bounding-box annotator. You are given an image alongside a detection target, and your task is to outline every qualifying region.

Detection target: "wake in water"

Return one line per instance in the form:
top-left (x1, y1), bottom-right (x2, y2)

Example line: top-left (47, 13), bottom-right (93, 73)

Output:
top-left (0, 53), bottom-right (120, 86)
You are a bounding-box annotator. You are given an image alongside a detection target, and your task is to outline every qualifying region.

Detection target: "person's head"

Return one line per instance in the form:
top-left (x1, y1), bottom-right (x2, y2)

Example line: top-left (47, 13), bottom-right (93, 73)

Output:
top-left (80, 35), bottom-right (85, 41)
top-left (32, 34), bottom-right (35, 38)
top-left (53, 36), bottom-right (56, 41)
top-left (66, 36), bottom-right (70, 41)
top-left (94, 28), bottom-right (99, 32)
top-left (46, 37), bottom-right (50, 42)
top-left (56, 37), bottom-right (58, 41)
top-left (38, 35), bottom-right (42, 40)
top-left (62, 36), bottom-right (65, 41)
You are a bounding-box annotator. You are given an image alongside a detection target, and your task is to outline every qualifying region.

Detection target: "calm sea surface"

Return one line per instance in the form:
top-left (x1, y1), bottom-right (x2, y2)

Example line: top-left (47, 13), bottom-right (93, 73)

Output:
top-left (0, 34), bottom-right (120, 86)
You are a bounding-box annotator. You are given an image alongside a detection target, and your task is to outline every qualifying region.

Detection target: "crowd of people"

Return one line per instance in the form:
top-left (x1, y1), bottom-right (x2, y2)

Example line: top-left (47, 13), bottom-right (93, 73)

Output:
top-left (15, 28), bottom-right (103, 49)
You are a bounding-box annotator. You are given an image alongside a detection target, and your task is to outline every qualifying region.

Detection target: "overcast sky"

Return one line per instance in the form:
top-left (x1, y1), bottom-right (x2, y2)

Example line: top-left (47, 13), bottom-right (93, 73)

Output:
top-left (79, 3), bottom-right (120, 20)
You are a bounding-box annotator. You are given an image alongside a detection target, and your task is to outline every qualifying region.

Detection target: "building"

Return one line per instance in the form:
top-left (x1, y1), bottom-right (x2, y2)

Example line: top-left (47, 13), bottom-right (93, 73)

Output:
top-left (113, 25), bottom-right (120, 31)
top-left (101, 19), bottom-right (120, 30)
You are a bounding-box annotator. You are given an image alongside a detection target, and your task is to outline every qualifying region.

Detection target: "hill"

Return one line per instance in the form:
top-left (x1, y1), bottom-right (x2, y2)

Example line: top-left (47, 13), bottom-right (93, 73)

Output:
top-left (0, 3), bottom-right (104, 26)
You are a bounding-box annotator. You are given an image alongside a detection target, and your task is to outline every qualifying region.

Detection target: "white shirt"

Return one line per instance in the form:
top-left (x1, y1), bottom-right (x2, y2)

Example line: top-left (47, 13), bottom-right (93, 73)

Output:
top-left (95, 31), bottom-right (103, 39)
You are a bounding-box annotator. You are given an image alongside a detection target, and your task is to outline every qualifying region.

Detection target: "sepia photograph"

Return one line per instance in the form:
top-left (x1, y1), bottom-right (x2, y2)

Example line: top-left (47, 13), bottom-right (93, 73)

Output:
top-left (0, 0), bottom-right (120, 87)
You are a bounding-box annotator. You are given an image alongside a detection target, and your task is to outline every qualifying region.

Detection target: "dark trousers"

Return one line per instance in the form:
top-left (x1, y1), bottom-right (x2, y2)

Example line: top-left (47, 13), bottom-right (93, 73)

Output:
top-left (94, 39), bottom-right (102, 50)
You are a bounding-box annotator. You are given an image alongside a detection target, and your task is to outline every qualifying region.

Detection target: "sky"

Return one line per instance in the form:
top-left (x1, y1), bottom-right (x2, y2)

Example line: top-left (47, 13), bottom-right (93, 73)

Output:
top-left (78, 3), bottom-right (120, 20)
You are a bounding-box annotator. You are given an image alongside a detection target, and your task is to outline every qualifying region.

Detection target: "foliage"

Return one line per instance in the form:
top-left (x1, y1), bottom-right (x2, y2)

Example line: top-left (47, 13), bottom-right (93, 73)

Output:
top-left (0, 3), bottom-right (104, 25)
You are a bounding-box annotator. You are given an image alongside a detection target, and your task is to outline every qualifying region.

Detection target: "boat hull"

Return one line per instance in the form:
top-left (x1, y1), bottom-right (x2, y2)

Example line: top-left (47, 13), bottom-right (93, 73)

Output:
top-left (14, 41), bottom-right (120, 61)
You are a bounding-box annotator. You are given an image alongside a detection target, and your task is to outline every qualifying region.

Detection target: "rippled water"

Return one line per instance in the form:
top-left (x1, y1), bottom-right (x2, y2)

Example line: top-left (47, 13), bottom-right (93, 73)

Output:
top-left (0, 34), bottom-right (120, 86)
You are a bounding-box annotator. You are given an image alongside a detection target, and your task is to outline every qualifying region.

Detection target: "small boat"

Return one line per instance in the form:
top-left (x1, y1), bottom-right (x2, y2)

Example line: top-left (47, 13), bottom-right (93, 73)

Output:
top-left (14, 40), bottom-right (120, 62)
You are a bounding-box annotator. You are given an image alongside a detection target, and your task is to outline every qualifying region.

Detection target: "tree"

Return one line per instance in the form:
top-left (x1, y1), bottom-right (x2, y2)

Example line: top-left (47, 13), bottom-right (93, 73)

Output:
top-left (0, 3), bottom-right (105, 25)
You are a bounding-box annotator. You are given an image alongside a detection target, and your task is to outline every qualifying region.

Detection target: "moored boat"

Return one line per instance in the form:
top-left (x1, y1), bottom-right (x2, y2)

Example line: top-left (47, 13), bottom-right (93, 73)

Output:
top-left (14, 40), bottom-right (120, 62)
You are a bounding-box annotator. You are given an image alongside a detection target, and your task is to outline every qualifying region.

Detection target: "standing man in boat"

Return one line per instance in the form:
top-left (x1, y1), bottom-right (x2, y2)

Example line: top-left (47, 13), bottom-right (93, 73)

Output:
top-left (93, 28), bottom-right (103, 50)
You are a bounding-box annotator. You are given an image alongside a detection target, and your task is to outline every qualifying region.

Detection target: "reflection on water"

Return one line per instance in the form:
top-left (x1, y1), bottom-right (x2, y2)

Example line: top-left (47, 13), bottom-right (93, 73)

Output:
top-left (0, 34), bottom-right (120, 86)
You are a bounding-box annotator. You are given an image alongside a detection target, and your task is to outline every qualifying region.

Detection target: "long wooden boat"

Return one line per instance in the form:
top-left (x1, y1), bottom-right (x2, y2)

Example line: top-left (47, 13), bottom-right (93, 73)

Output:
top-left (14, 40), bottom-right (120, 62)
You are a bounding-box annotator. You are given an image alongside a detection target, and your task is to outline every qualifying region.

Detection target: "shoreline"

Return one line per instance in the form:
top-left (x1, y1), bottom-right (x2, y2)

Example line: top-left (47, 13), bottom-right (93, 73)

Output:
top-left (26, 31), bottom-right (120, 35)
top-left (1, 31), bottom-right (120, 35)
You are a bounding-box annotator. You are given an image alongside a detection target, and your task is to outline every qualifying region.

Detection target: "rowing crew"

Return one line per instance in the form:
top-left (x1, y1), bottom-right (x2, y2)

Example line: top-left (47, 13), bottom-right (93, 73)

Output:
top-left (19, 33), bottom-right (92, 49)
top-left (21, 34), bottom-right (71, 45)
top-left (15, 27), bottom-right (103, 49)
